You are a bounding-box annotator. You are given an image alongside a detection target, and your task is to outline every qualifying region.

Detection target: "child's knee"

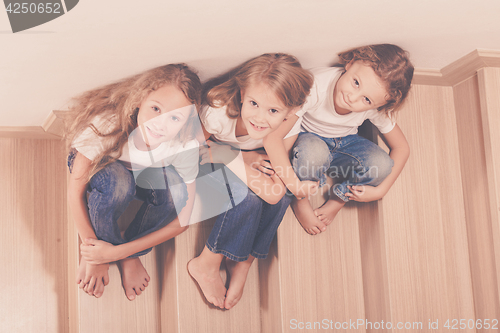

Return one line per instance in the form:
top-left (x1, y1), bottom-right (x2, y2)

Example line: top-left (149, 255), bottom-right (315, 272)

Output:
top-left (91, 162), bottom-right (135, 202)
top-left (364, 152), bottom-right (394, 183)
top-left (169, 182), bottom-right (188, 212)
top-left (292, 134), bottom-right (330, 180)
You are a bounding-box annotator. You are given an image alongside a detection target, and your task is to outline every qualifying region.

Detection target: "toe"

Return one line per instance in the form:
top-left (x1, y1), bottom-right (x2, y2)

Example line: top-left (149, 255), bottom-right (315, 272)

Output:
top-left (127, 292), bottom-right (136, 301)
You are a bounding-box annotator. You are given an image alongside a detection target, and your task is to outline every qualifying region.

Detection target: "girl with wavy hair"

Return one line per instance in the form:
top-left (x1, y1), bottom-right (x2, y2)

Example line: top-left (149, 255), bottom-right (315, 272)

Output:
top-left (66, 64), bottom-right (201, 300)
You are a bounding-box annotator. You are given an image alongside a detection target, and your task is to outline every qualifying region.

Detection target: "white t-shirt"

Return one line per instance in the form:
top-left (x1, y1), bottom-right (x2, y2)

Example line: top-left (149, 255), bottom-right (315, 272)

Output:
top-left (72, 116), bottom-right (199, 183)
top-left (300, 67), bottom-right (395, 138)
top-left (200, 105), bottom-right (305, 150)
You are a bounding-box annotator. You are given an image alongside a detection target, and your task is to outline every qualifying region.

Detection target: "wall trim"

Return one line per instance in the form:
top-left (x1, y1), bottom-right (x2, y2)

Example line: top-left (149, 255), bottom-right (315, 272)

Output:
top-left (0, 109), bottom-right (68, 139)
top-left (42, 110), bottom-right (68, 138)
top-left (413, 49), bottom-right (500, 86)
top-left (0, 126), bottom-right (62, 139)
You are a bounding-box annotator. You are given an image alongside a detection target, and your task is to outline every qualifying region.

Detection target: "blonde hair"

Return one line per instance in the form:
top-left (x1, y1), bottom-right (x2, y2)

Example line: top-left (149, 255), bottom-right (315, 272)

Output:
top-left (338, 44), bottom-right (414, 115)
top-left (65, 63), bottom-right (201, 179)
top-left (205, 53), bottom-right (313, 118)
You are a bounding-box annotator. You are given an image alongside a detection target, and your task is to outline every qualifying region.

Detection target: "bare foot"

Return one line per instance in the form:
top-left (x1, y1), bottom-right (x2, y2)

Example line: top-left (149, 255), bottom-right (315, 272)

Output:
top-left (187, 249), bottom-right (226, 309)
top-left (224, 257), bottom-right (254, 309)
top-left (314, 196), bottom-right (346, 226)
top-left (77, 256), bottom-right (110, 298)
top-left (291, 197), bottom-right (327, 235)
top-left (117, 257), bottom-right (150, 301)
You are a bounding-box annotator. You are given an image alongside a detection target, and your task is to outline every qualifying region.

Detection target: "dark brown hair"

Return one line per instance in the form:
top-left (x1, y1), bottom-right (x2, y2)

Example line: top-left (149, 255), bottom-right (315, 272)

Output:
top-left (338, 44), bottom-right (414, 114)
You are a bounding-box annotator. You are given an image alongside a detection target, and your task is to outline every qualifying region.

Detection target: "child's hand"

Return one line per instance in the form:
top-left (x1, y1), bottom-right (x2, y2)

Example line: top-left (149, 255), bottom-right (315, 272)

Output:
top-left (199, 140), bottom-right (239, 165)
top-left (293, 180), bottom-right (319, 199)
top-left (242, 150), bottom-right (274, 176)
top-left (81, 238), bottom-right (120, 265)
top-left (346, 185), bottom-right (383, 202)
top-left (82, 262), bottom-right (110, 298)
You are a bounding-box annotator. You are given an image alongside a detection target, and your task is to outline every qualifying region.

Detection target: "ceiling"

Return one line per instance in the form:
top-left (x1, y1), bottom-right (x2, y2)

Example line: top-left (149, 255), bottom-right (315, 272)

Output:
top-left (1, 0), bottom-right (499, 127)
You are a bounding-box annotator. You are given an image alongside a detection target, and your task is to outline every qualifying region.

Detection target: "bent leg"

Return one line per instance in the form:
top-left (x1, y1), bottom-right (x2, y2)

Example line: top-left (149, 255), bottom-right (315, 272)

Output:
top-left (315, 135), bottom-right (393, 222)
top-left (87, 161), bottom-right (136, 244)
top-left (330, 135), bottom-right (393, 202)
top-left (291, 133), bottom-right (331, 234)
top-left (125, 166), bottom-right (188, 257)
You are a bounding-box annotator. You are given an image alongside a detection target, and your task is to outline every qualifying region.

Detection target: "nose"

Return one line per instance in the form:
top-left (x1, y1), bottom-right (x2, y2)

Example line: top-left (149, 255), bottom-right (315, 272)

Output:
top-left (149, 113), bottom-right (168, 132)
top-left (254, 109), bottom-right (266, 122)
top-left (347, 91), bottom-right (361, 103)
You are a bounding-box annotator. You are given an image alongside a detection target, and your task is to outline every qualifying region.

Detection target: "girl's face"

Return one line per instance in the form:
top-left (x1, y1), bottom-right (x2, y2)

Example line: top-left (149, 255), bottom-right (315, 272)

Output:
top-left (237, 82), bottom-right (295, 140)
top-left (333, 61), bottom-right (389, 115)
top-left (136, 84), bottom-right (193, 150)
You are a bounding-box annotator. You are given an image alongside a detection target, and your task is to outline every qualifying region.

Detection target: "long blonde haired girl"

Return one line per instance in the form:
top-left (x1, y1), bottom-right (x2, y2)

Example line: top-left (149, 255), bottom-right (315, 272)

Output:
top-left (67, 64), bottom-right (201, 301)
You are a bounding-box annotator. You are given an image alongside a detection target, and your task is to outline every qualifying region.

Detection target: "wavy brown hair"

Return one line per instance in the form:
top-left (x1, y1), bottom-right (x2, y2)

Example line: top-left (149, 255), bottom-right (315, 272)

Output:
top-left (205, 53), bottom-right (313, 118)
top-left (338, 44), bottom-right (414, 115)
top-left (65, 63), bottom-right (201, 179)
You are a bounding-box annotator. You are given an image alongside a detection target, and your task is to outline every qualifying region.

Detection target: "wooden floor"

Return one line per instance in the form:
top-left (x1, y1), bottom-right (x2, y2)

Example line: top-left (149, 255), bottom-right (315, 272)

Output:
top-left (2, 68), bottom-right (500, 332)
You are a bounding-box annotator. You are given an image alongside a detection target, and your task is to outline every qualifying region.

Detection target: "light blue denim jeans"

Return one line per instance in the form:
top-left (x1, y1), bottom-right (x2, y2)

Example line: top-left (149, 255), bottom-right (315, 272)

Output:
top-left (199, 163), bottom-right (292, 262)
top-left (292, 132), bottom-right (394, 202)
top-left (68, 149), bottom-right (188, 257)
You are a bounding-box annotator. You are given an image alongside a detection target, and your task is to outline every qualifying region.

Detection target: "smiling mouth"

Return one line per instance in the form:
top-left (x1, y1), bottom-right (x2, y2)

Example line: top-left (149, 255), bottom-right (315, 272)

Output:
top-left (249, 121), bottom-right (267, 131)
top-left (146, 126), bottom-right (164, 138)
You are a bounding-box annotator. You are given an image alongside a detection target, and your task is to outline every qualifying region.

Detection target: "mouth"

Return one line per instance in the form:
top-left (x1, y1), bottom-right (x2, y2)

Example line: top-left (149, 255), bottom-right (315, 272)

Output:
top-left (249, 121), bottom-right (268, 132)
top-left (146, 126), bottom-right (164, 139)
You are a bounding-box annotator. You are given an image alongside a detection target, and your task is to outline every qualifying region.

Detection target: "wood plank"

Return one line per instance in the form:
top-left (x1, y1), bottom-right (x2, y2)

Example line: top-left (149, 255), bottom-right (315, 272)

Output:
top-left (477, 68), bottom-right (500, 314)
top-left (1, 138), bottom-right (69, 333)
top-left (357, 122), bottom-right (392, 329)
top-left (382, 85), bottom-right (475, 330)
top-left (277, 186), bottom-right (366, 333)
top-left (174, 190), bottom-right (262, 333)
top-left (454, 75), bottom-right (500, 321)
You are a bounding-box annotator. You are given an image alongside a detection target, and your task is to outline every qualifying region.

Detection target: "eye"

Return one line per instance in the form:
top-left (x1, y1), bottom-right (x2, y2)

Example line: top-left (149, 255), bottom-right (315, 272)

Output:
top-left (353, 79), bottom-right (359, 87)
top-left (171, 116), bottom-right (180, 122)
top-left (152, 106), bottom-right (161, 113)
top-left (269, 108), bottom-right (279, 114)
top-left (250, 100), bottom-right (258, 107)
top-left (363, 97), bottom-right (372, 104)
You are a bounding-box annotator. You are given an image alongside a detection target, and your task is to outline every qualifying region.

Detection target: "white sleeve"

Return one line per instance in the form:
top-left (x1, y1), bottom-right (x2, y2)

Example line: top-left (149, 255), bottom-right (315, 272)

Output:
top-left (284, 114), bottom-right (304, 139)
top-left (170, 140), bottom-right (200, 184)
top-left (369, 111), bottom-right (396, 134)
top-left (200, 105), bottom-right (225, 135)
top-left (71, 116), bottom-right (117, 161)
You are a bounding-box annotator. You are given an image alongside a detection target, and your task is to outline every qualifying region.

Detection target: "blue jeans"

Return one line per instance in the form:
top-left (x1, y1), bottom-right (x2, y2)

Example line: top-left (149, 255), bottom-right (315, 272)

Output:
top-left (292, 132), bottom-right (393, 202)
top-left (68, 150), bottom-right (188, 257)
top-left (200, 163), bottom-right (292, 262)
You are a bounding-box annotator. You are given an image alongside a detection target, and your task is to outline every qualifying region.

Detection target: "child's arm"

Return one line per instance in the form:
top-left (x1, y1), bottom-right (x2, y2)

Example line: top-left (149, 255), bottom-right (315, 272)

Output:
top-left (80, 181), bottom-right (195, 264)
top-left (199, 121), bottom-right (287, 204)
top-left (67, 152), bottom-right (110, 290)
top-left (263, 115), bottom-right (318, 199)
top-left (201, 140), bottom-right (287, 205)
top-left (346, 124), bottom-right (410, 202)
top-left (68, 153), bottom-right (100, 242)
